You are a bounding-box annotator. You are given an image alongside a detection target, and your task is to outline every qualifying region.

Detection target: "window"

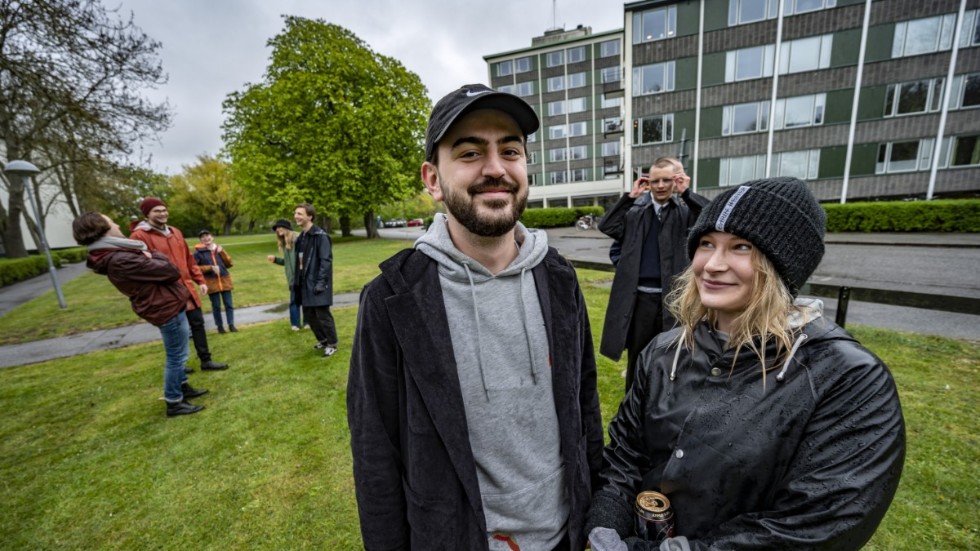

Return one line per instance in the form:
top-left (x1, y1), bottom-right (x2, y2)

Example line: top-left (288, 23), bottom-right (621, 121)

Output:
top-left (569, 145), bottom-right (588, 160)
top-left (527, 131), bottom-right (537, 143)
top-left (600, 39), bottom-right (621, 58)
top-left (550, 171), bottom-right (568, 185)
top-left (498, 84), bottom-right (516, 95)
top-left (515, 81), bottom-right (535, 97)
top-left (567, 97), bottom-right (587, 113)
top-left (962, 10), bottom-right (980, 47)
top-left (876, 138), bottom-right (935, 173)
top-left (893, 14), bottom-right (956, 57)
top-left (883, 79), bottom-right (944, 117)
top-left (722, 101), bottom-right (770, 135)
top-left (633, 5), bottom-right (677, 44)
top-left (529, 173), bottom-right (541, 187)
top-left (729, 0), bottom-right (777, 26)
top-left (946, 135), bottom-right (980, 167)
top-left (567, 72), bottom-right (586, 89)
top-left (528, 151), bottom-right (538, 164)
top-left (773, 149), bottom-right (820, 180)
top-left (725, 45), bottom-right (775, 82)
top-left (786, 0), bottom-right (837, 16)
top-left (949, 73), bottom-right (980, 109)
top-left (774, 93), bottom-right (826, 129)
top-left (602, 141), bottom-right (621, 156)
top-left (547, 76), bottom-right (564, 92)
top-left (568, 121), bottom-right (587, 137)
top-left (549, 125), bottom-right (566, 139)
top-left (633, 114), bottom-right (674, 145)
top-left (549, 147), bottom-right (568, 162)
top-left (547, 100), bottom-right (566, 117)
top-left (600, 66), bottom-right (620, 83)
top-left (570, 168), bottom-right (589, 182)
top-left (603, 160), bottom-right (623, 177)
top-left (495, 60), bottom-right (513, 77)
top-left (568, 46), bottom-right (585, 64)
top-left (547, 50), bottom-right (564, 67)
top-left (603, 117), bottom-right (624, 133)
top-left (719, 155), bottom-right (766, 186)
top-left (778, 35), bottom-right (833, 75)
top-left (515, 56), bottom-right (532, 73)
top-left (601, 94), bottom-right (623, 109)
top-left (633, 62), bottom-right (676, 95)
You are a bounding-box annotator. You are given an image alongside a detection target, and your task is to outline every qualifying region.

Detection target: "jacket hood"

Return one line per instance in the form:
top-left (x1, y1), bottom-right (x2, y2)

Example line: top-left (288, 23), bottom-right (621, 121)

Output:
top-left (414, 213), bottom-right (549, 280)
top-left (86, 236), bottom-right (148, 275)
top-left (134, 220), bottom-right (170, 236)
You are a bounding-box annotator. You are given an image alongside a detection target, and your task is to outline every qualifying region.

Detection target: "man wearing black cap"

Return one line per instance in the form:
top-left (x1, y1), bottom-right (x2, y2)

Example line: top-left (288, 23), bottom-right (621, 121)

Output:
top-left (348, 84), bottom-right (603, 550)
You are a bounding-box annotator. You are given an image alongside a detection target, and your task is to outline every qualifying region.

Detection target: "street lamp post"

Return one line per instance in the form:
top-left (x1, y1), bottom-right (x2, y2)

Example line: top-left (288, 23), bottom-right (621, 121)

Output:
top-left (3, 160), bottom-right (67, 309)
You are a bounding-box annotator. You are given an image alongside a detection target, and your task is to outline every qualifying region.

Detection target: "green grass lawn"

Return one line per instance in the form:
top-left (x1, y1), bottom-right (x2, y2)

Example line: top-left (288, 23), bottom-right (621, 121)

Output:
top-left (0, 242), bottom-right (976, 549)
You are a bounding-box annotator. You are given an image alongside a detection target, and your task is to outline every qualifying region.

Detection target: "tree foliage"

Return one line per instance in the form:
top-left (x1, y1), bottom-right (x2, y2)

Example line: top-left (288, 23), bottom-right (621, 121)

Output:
top-left (169, 155), bottom-right (243, 236)
top-left (222, 16), bottom-right (429, 237)
top-left (0, 0), bottom-right (171, 256)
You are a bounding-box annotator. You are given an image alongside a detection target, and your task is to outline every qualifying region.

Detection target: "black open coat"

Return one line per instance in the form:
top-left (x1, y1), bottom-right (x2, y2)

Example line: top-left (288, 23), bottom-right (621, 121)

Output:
top-left (293, 224), bottom-right (332, 307)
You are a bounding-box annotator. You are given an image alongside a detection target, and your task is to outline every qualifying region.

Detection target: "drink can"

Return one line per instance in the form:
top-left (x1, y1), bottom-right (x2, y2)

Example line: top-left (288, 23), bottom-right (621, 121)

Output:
top-left (635, 490), bottom-right (675, 543)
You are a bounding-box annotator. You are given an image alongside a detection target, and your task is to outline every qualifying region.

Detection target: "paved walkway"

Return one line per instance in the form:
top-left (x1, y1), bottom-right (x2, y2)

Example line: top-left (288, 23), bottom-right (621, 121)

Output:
top-left (2, 230), bottom-right (978, 369)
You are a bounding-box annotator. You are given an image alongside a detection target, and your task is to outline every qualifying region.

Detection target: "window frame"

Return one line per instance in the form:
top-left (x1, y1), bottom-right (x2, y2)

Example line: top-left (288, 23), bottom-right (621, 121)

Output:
top-left (875, 138), bottom-right (935, 174)
top-left (600, 66), bottom-right (620, 84)
top-left (883, 78), bottom-right (944, 117)
top-left (632, 62), bottom-right (676, 96)
top-left (773, 93), bottom-right (826, 129)
top-left (600, 39), bottom-right (621, 58)
top-left (728, 0), bottom-right (778, 27)
top-left (633, 113), bottom-right (675, 145)
top-left (547, 76), bottom-right (565, 93)
top-left (568, 121), bottom-right (588, 137)
top-left (567, 72), bottom-right (587, 89)
top-left (719, 154), bottom-right (766, 187)
top-left (632, 5), bottom-right (678, 44)
top-left (567, 46), bottom-right (586, 64)
top-left (778, 34), bottom-right (833, 75)
top-left (773, 149), bottom-right (821, 180)
top-left (495, 60), bottom-right (513, 77)
top-left (725, 45), bottom-right (775, 82)
top-left (722, 100), bottom-right (770, 136)
top-left (546, 50), bottom-right (564, 68)
top-left (515, 56), bottom-right (532, 73)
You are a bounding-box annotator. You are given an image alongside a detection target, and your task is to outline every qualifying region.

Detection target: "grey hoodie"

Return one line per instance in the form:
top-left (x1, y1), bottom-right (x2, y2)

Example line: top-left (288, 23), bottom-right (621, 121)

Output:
top-left (415, 214), bottom-right (568, 550)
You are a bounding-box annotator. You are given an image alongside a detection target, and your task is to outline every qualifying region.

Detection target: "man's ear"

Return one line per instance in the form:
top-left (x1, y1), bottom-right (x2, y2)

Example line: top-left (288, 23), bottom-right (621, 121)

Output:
top-left (421, 162), bottom-right (444, 202)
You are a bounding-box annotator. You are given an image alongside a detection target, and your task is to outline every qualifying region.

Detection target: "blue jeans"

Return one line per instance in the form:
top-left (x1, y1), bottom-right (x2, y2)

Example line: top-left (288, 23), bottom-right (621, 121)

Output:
top-left (159, 311), bottom-right (190, 403)
top-left (209, 290), bottom-right (235, 328)
top-left (289, 288), bottom-right (302, 327)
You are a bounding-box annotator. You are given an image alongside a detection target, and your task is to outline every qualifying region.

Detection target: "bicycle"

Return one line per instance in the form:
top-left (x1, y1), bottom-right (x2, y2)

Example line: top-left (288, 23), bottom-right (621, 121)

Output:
top-left (576, 213), bottom-right (599, 231)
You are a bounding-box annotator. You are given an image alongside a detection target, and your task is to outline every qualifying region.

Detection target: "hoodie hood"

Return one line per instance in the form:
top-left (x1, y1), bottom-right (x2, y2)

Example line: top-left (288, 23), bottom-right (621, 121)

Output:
top-left (134, 220), bottom-right (170, 236)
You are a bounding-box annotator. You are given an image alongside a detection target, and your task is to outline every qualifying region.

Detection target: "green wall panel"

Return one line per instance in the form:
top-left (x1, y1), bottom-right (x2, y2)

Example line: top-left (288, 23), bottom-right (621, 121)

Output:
top-left (832, 29), bottom-right (862, 67)
top-left (695, 157), bottom-right (721, 188)
top-left (676, 57), bottom-right (699, 90)
top-left (701, 52), bottom-right (727, 87)
top-left (699, 106), bottom-right (723, 138)
top-left (677, 0), bottom-right (702, 36)
top-left (824, 89), bottom-right (855, 125)
top-left (864, 25), bottom-right (894, 63)
top-left (703, 0), bottom-right (729, 32)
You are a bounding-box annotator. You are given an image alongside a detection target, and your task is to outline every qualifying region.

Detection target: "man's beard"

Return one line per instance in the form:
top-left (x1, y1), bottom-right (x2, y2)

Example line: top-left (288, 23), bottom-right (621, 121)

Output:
top-left (441, 176), bottom-right (528, 237)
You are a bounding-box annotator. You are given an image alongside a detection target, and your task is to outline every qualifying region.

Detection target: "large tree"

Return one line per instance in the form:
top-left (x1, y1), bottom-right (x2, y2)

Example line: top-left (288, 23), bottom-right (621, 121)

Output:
top-left (222, 17), bottom-right (428, 237)
top-left (169, 154), bottom-right (243, 236)
top-left (0, 0), bottom-right (171, 257)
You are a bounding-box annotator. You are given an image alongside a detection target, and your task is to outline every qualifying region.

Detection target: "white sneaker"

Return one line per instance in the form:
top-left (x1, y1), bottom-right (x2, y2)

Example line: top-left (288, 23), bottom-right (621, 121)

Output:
top-left (291, 326), bottom-right (301, 331)
top-left (323, 346), bottom-right (337, 358)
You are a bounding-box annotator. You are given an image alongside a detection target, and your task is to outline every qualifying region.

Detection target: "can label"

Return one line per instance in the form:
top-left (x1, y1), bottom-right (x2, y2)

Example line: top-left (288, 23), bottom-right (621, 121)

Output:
top-left (635, 490), bottom-right (675, 543)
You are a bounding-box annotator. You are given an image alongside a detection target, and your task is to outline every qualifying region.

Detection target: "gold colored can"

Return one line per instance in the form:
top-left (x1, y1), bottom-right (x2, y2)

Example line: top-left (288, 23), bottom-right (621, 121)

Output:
top-left (635, 490), bottom-right (675, 542)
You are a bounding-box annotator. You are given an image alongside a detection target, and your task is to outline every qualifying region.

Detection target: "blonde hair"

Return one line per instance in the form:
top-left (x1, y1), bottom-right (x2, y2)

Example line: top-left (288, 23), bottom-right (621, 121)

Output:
top-left (666, 247), bottom-right (806, 382)
top-left (277, 230), bottom-right (298, 253)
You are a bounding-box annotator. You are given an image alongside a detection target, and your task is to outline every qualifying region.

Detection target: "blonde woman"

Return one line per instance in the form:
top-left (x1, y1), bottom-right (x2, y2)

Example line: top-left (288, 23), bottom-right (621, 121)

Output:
top-left (587, 177), bottom-right (905, 551)
top-left (266, 219), bottom-right (303, 330)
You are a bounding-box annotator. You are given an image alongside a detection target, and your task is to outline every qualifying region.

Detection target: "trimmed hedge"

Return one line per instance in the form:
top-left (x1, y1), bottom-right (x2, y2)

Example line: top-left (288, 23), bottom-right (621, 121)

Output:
top-left (823, 199), bottom-right (980, 233)
top-left (521, 206), bottom-right (605, 229)
top-left (0, 247), bottom-right (88, 287)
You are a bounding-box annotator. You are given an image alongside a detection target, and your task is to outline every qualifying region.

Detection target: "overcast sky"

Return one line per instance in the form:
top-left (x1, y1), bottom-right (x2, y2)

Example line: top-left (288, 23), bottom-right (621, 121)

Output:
top-left (113, 0), bottom-right (625, 175)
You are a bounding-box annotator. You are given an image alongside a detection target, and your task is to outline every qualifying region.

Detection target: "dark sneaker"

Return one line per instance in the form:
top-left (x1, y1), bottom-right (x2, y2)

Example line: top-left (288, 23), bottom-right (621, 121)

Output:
top-left (217, 326), bottom-right (226, 334)
top-left (184, 367), bottom-right (195, 374)
top-left (313, 342), bottom-right (326, 350)
top-left (166, 400), bottom-right (204, 417)
top-left (181, 382), bottom-right (209, 398)
top-left (201, 360), bottom-right (229, 371)
top-left (229, 325), bottom-right (238, 333)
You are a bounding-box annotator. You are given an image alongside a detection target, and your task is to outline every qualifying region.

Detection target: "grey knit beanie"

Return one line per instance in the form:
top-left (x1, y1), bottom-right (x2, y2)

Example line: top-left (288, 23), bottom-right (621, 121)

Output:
top-left (687, 176), bottom-right (826, 296)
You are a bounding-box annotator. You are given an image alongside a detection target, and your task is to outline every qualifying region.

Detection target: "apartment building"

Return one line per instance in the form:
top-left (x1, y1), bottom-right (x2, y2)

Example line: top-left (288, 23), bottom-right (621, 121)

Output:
top-left (486, 0), bottom-right (980, 203)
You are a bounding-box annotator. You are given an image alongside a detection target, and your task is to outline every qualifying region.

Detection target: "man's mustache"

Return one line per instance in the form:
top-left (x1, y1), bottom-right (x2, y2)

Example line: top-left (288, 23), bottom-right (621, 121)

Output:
top-left (468, 177), bottom-right (518, 195)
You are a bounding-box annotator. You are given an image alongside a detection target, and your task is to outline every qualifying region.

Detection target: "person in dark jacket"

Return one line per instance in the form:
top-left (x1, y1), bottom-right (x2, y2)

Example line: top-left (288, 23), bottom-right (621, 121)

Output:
top-left (599, 157), bottom-right (708, 392)
top-left (293, 203), bottom-right (336, 357)
top-left (193, 230), bottom-right (236, 333)
top-left (347, 84), bottom-right (604, 550)
top-left (586, 177), bottom-right (906, 551)
top-left (72, 212), bottom-right (208, 417)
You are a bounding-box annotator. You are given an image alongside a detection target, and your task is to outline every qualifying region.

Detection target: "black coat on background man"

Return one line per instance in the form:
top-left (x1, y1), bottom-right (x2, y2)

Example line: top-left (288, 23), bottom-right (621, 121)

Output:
top-left (294, 224), bottom-right (333, 307)
top-left (597, 189), bottom-right (708, 361)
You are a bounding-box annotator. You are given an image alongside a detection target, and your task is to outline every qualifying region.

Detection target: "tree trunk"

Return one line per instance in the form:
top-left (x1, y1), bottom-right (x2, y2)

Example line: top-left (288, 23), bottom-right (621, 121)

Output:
top-left (363, 210), bottom-right (379, 239)
top-left (1, 173), bottom-right (30, 258)
top-left (340, 214), bottom-right (351, 237)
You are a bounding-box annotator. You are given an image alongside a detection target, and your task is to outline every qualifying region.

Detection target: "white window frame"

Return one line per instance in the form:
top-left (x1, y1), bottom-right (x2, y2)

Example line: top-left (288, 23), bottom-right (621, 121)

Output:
top-left (515, 81), bottom-right (535, 97)
top-left (778, 35), bottom-right (833, 75)
top-left (495, 60), bottom-right (513, 77)
top-left (568, 121), bottom-right (588, 137)
top-left (549, 171), bottom-right (568, 185)
top-left (600, 66), bottom-right (620, 84)
top-left (547, 76), bottom-right (565, 93)
top-left (773, 149), bottom-right (820, 180)
top-left (722, 101), bottom-right (770, 135)
top-left (549, 147), bottom-right (568, 162)
top-left (875, 138), bottom-right (935, 174)
top-left (603, 117), bottom-right (624, 133)
top-left (633, 114), bottom-right (674, 145)
top-left (942, 134), bottom-right (980, 167)
top-left (725, 45), bottom-right (775, 82)
top-left (786, 0), bottom-right (837, 17)
top-left (719, 154), bottom-right (766, 187)
top-left (600, 39), bottom-right (621, 58)
top-left (567, 46), bottom-right (586, 64)
top-left (527, 131), bottom-right (537, 143)
top-left (601, 141), bottom-right (621, 156)
top-left (515, 56), bottom-right (532, 73)
top-left (549, 125), bottom-right (567, 139)
top-left (567, 72), bottom-right (586, 89)
top-left (497, 84), bottom-right (516, 95)
top-left (892, 14), bottom-right (957, 58)
top-left (774, 93), bottom-right (826, 129)
top-left (948, 73), bottom-right (980, 109)
top-left (546, 50), bottom-right (564, 68)
top-left (567, 97), bottom-right (587, 113)
top-left (632, 5), bottom-right (678, 44)
top-left (547, 100), bottom-right (566, 117)
top-left (570, 168), bottom-right (589, 182)
top-left (601, 94), bottom-right (623, 109)
top-left (961, 10), bottom-right (980, 48)
top-left (883, 78), bottom-right (944, 117)
top-left (632, 62), bottom-right (676, 96)
top-left (569, 145), bottom-right (588, 160)
top-left (728, 0), bottom-right (778, 27)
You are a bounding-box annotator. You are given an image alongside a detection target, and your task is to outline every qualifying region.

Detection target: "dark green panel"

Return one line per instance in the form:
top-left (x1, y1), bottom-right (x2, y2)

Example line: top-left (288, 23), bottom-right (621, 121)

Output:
top-left (864, 25), bottom-right (894, 63)
top-left (836, 0), bottom-right (867, 6)
top-left (703, 0), bottom-right (729, 32)
top-left (819, 146), bottom-right (847, 178)
top-left (699, 106), bottom-right (723, 138)
top-left (676, 57), bottom-right (698, 90)
top-left (850, 143), bottom-right (879, 176)
top-left (831, 29), bottom-right (861, 68)
top-left (858, 85), bottom-right (887, 121)
top-left (701, 52), bottom-right (727, 87)
top-left (674, 110), bottom-right (697, 142)
top-left (695, 157), bottom-right (720, 188)
top-left (676, 0), bottom-right (703, 36)
top-left (823, 89), bottom-right (854, 125)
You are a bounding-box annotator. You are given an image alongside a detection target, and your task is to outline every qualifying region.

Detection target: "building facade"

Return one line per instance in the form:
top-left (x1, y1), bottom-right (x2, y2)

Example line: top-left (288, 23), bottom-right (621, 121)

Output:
top-left (486, 0), bottom-right (980, 203)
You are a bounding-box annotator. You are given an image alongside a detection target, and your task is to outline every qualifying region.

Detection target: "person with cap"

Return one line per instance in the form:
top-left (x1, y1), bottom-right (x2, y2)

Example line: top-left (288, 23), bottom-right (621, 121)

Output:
top-left (585, 177), bottom-right (906, 551)
top-left (72, 212), bottom-right (208, 417)
top-left (130, 197), bottom-right (229, 371)
top-left (266, 219), bottom-right (303, 330)
top-left (293, 203), bottom-right (337, 356)
top-left (599, 156), bottom-right (709, 393)
top-left (193, 229), bottom-right (236, 333)
top-left (347, 83), bottom-right (603, 550)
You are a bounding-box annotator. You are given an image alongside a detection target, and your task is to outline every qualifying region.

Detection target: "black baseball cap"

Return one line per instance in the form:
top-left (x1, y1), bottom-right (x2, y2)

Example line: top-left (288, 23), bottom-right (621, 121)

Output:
top-left (424, 83), bottom-right (539, 162)
top-left (197, 229), bottom-right (211, 237)
top-left (271, 219), bottom-right (292, 231)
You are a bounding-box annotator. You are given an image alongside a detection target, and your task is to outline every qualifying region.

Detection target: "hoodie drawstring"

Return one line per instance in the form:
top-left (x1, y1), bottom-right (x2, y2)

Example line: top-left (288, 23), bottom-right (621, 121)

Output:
top-left (463, 263), bottom-right (491, 401)
top-left (519, 267), bottom-right (538, 385)
top-left (776, 333), bottom-right (808, 382)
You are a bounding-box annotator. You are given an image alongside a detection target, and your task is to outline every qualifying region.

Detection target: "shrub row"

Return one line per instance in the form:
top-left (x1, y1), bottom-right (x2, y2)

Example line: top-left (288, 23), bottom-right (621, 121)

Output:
top-left (823, 199), bottom-right (980, 233)
top-left (0, 247), bottom-right (88, 287)
top-left (521, 206), bottom-right (605, 229)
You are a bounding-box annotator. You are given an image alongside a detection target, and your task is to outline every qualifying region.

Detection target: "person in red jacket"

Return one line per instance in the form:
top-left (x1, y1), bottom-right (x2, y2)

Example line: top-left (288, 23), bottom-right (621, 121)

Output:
top-left (130, 198), bottom-right (228, 371)
top-left (73, 212), bottom-right (207, 417)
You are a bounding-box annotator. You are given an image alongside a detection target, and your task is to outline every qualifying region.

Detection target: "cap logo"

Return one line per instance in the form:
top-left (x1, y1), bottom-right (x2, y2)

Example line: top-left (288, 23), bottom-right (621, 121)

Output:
top-left (465, 89), bottom-right (491, 97)
top-left (715, 185), bottom-right (750, 231)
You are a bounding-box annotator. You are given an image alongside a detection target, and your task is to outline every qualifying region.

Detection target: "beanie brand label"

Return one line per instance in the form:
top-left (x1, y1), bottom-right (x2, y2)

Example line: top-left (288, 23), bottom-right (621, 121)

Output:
top-left (715, 186), bottom-right (750, 231)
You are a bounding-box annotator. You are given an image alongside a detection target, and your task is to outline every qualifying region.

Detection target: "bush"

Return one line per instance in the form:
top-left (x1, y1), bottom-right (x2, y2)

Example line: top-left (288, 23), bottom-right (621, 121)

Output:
top-left (521, 206), bottom-right (605, 229)
top-left (0, 247), bottom-right (87, 287)
top-left (823, 199), bottom-right (980, 232)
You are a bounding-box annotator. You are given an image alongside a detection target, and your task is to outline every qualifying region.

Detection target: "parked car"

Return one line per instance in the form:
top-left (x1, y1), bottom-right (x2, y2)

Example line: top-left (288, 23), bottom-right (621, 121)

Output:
top-left (384, 218), bottom-right (407, 228)
top-left (407, 218), bottom-right (424, 227)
